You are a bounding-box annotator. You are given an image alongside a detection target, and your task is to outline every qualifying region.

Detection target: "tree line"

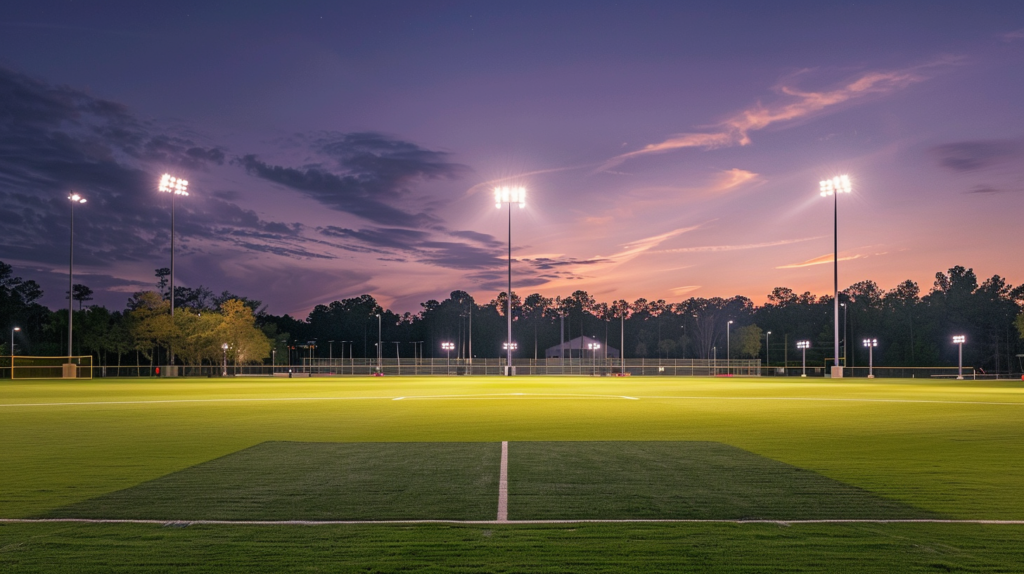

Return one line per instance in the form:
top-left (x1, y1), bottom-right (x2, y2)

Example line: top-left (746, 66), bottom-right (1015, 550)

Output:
top-left (2, 261), bottom-right (1023, 372)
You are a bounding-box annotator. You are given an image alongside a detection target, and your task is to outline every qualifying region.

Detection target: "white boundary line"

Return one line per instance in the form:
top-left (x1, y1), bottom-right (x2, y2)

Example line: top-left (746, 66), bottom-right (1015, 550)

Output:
top-left (497, 441), bottom-right (508, 522)
top-left (2, 518), bottom-right (1022, 526)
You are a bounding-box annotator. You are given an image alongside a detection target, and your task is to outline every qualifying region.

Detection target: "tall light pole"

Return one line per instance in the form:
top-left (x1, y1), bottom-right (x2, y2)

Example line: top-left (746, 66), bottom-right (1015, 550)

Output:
top-left (766, 331), bottom-right (772, 374)
top-left (503, 342), bottom-right (517, 374)
top-left (953, 335), bottom-right (966, 380)
top-left (495, 186), bottom-right (525, 376)
top-left (442, 342), bottom-right (454, 375)
top-left (726, 320), bottom-right (733, 375)
top-left (588, 342), bottom-right (601, 374)
top-left (820, 174), bottom-right (851, 378)
top-left (9, 326), bottom-right (20, 380)
top-left (158, 174), bottom-right (189, 371)
top-left (841, 302), bottom-right (848, 367)
top-left (797, 340), bottom-right (810, 377)
top-left (67, 193), bottom-right (86, 367)
top-left (620, 309), bottom-right (626, 375)
top-left (863, 338), bottom-right (877, 378)
top-left (221, 343), bottom-right (229, 376)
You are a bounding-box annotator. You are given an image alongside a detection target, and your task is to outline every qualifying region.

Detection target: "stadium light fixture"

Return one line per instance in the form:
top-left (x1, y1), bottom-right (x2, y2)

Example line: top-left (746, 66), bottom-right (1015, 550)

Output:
top-left (797, 340), bottom-right (810, 377)
top-left (588, 342), bottom-right (601, 372)
top-left (863, 338), bottom-right (878, 378)
top-left (159, 174), bottom-right (189, 373)
top-left (726, 320), bottom-right (733, 375)
top-left (495, 186), bottom-right (525, 376)
top-left (221, 343), bottom-right (228, 376)
top-left (819, 174), bottom-right (852, 379)
top-left (9, 327), bottom-right (20, 380)
top-left (67, 193), bottom-right (86, 364)
top-left (953, 335), bottom-right (966, 379)
top-left (442, 342), bottom-right (454, 375)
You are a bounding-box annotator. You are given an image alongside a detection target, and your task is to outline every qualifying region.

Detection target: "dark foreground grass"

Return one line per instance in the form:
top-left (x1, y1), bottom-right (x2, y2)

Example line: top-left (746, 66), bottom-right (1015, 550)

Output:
top-left (46, 442), bottom-right (500, 521)
top-left (2, 522), bottom-right (1024, 573)
top-left (510, 442), bottom-right (940, 520)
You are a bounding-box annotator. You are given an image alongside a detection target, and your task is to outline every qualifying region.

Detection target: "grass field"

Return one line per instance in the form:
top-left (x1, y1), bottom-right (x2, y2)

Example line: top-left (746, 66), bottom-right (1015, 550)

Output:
top-left (2, 375), bottom-right (1023, 572)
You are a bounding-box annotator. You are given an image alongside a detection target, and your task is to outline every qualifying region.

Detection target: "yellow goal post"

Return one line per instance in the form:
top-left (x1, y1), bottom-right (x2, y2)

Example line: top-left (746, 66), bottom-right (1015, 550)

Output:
top-left (3, 356), bottom-right (94, 380)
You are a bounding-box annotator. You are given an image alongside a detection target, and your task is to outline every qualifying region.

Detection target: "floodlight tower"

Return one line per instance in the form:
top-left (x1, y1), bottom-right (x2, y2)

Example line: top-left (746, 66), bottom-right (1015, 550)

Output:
top-left (797, 340), bottom-right (810, 377)
top-left (503, 342), bottom-right (518, 374)
top-left (766, 331), bottom-right (772, 373)
top-left (158, 174), bottom-right (189, 318)
top-left (819, 174), bottom-right (852, 378)
top-left (495, 186), bottom-right (525, 376)
top-left (588, 342), bottom-right (601, 373)
top-left (67, 193), bottom-right (86, 364)
top-left (863, 338), bottom-right (877, 378)
top-left (442, 342), bottom-right (454, 375)
top-left (953, 335), bottom-right (966, 379)
top-left (9, 326), bottom-right (20, 380)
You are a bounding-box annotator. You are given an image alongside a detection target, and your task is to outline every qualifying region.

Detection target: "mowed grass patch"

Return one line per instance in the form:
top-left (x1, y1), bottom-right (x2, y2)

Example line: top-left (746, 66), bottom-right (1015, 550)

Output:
top-left (45, 442), bottom-right (499, 521)
top-left (509, 441), bottom-right (939, 520)
top-left (2, 522), bottom-right (1024, 573)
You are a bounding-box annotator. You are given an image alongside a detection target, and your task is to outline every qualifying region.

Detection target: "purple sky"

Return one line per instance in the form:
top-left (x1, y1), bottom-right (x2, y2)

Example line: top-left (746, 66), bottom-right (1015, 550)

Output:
top-left (1, 1), bottom-right (1022, 316)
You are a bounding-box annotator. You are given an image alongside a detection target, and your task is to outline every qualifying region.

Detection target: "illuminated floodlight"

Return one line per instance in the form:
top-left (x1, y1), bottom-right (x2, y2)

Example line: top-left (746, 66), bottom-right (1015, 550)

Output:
top-left (68, 193), bottom-right (86, 204)
top-left (797, 340), bottom-right (810, 377)
top-left (159, 173), bottom-right (189, 196)
top-left (952, 335), bottom-right (965, 344)
top-left (797, 341), bottom-right (810, 349)
top-left (503, 342), bottom-right (518, 351)
top-left (863, 339), bottom-right (877, 347)
top-left (441, 342), bottom-right (454, 351)
top-left (819, 174), bottom-right (851, 197)
top-left (863, 338), bottom-right (878, 378)
top-left (494, 186), bottom-right (525, 209)
top-left (952, 335), bottom-right (966, 379)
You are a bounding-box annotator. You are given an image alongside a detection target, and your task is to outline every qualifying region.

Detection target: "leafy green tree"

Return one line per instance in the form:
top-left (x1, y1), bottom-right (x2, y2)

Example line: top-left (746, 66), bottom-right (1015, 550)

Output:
top-left (733, 324), bottom-right (763, 358)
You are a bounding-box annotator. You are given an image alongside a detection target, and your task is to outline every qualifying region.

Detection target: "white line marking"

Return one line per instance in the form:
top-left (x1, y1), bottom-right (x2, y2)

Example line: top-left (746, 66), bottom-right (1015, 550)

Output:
top-left (639, 395), bottom-right (1024, 407)
top-left (622, 396), bottom-right (639, 400)
top-left (0, 397), bottom-right (395, 408)
top-left (2, 518), bottom-right (1022, 526)
top-left (497, 441), bottom-right (509, 523)
top-left (393, 397), bottom-right (405, 401)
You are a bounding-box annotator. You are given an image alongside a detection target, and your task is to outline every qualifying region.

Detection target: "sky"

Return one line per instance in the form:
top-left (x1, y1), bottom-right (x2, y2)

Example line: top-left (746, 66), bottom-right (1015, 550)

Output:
top-left (1, 1), bottom-right (1022, 316)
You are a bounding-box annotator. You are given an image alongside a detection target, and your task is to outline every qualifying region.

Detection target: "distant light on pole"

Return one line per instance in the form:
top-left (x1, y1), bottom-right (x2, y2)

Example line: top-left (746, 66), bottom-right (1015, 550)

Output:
top-left (588, 342), bottom-right (601, 373)
top-left (495, 185), bottom-right (525, 376)
top-left (9, 327), bottom-right (20, 380)
top-left (797, 340), bottom-right (810, 378)
top-left (819, 174), bottom-right (851, 379)
top-left (953, 335), bottom-right (966, 379)
top-left (863, 338), bottom-right (877, 379)
top-left (766, 330), bottom-right (772, 373)
top-left (376, 313), bottom-right (382, 374)
top-left (726, 320), bottom-right (733, 376)
top-left (221, 343), bottom-right (228, 376)
top-left (442, 342), bottom-right (454, 375)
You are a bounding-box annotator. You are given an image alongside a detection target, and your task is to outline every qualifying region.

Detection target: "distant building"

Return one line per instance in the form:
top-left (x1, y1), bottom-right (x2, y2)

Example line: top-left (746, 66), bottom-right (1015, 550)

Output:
top-left (545, 335), bottom-right (620, 359)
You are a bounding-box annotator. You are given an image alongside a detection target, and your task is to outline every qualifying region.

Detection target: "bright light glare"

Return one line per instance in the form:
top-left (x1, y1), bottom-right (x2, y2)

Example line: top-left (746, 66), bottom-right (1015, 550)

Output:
top-left (68, 193), bottom-right (85, 203)
top-left (503, 342), bottom-right (518, 350)
top-left (588, 343), bottom-right (601, 350)
top-left (797, 341), bottom-right (810, 349)
top-left (819, 174), bottom-right (851, 197)
top-left (863, 338), bottom-right (877, 347)
top-left (441, 342), bottom-right (454, 350)
top-left (494, 186), bottom-right (526, 209)
top-left (953, 335), bottom-right (966, 344)
top-left (159, 173), bottom-right (190, 196)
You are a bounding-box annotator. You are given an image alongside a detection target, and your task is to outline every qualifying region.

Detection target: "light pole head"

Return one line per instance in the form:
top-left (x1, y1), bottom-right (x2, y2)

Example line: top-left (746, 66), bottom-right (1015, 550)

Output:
top-left (441, 342), bottom-right (454, 350)
top-left (819, 174), bottom-right (852, 197)
top-left (503, 342), bottom-right (518, 350)
top-left (797, 341), bottom-right (810, 349)
top-left (68, 193), bottom-right (86, 204)
top-left (222, 343), bottom-right (228, 350)
top-left (767, 331), bottom-right (771, 335)
top-left (953, 335), bottom-right (966, 344)
top-left (159, 174), bottom-right (189, 196)
top-left (13, 327), bottom-right (20, 332)
top-left (494, 186), bottom-right (526, 209)
top-left (863, 338), bottom-right (877, 347)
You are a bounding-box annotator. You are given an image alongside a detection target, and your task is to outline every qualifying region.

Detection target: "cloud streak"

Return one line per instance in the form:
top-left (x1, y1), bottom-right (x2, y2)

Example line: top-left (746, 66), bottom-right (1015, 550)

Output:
top-left (776, 253), bottom-right (865, 269)
top-left (603, 60), bottom-right (954, 169)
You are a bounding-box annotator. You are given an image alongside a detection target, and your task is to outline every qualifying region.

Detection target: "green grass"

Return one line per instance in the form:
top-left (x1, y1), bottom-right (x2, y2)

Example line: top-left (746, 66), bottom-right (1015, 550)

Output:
top-left (46, 442), bottom-right (500, 521)
top-left (1, 375), bottom-right (1023, 571)
top-left (509, 441), bottom-right (938, 520)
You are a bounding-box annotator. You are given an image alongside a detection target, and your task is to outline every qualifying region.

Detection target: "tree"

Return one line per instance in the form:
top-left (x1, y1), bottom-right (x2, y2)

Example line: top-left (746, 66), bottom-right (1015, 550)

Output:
top-left (733, 324), bottom-right (763, 358)
top-left (215, 299), bottom-right (271, 364)
top-left (72, 284), bottom-right (94, 310)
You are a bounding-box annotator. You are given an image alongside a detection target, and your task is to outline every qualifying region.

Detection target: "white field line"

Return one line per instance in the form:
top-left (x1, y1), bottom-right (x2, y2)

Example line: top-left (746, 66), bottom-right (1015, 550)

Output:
top-left (2, 393), bottom-right (1022, 409)
top-left (2, 518), bottom-right (1023, 526)
top-left (498, 441), bottom-right (509, 522)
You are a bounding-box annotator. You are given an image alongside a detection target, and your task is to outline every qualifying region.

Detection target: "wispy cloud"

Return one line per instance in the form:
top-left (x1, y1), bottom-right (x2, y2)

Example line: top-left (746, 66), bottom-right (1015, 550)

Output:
top-left (776, 253), bottom-right (865, 269)
top-left (931, 139), bottom-right (1023, 172)
top-left (657, 236), bottom-right (821, 254)
top-left (602, 60), bottom-right (955, 170)
top-left (1001, 28), bottom-right (1024, 42)
top-left (671, 285), bottom-right (701, 296)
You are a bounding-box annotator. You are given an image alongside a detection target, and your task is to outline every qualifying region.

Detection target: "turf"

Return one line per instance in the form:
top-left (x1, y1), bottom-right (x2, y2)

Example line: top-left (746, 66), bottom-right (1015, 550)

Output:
top-left (509, 441), bottom-right (938, 520)
top-left (46, 441), bottom-right (500, 521)
top-left (2, 375), bottom-right (1023, 571)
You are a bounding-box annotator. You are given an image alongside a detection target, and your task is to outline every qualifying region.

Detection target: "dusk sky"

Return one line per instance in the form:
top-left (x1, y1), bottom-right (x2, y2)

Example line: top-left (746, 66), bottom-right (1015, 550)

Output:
top-left (1, 1), bottom-right (1022, 316)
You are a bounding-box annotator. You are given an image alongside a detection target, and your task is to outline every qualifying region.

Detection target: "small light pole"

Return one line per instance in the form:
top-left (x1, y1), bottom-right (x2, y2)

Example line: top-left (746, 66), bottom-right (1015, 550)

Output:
top-left (9, 326), bottom-right (20, 380)
top-left (221, 343), bottom-right (228, 376)
top-left (503, 342), bottom-right (518, 375)
top-left (442, 342), bottom-right (454, 375)
top-left (712, 346), bottom-right (717, 376)
top-left (328, 340), bottom-right (334, 365)
top-left (272, 347), bottom-right (276, 374)
top-left (953, 335), bottom-right (966, 380)
top-left (340, 341), bottom-right (353, 375)
top-left (766, 330), bottom-right (772, 375)
top-left (588, 342), bottom-right (601, 374)
top-left (726, 320), bottom-right (733, 375)
top-left (67, 193), bottom-right (86, 366)
top-left (863, 338), bottom-right (877, 378)
top-left (392, 341), bottom-right (401, 375)
top-left (797, 340), bottom-right (810, 377)
top-left (841, 302), bottom-right (848, 367)
top-left (375, 313), bottom-right (382, 373)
